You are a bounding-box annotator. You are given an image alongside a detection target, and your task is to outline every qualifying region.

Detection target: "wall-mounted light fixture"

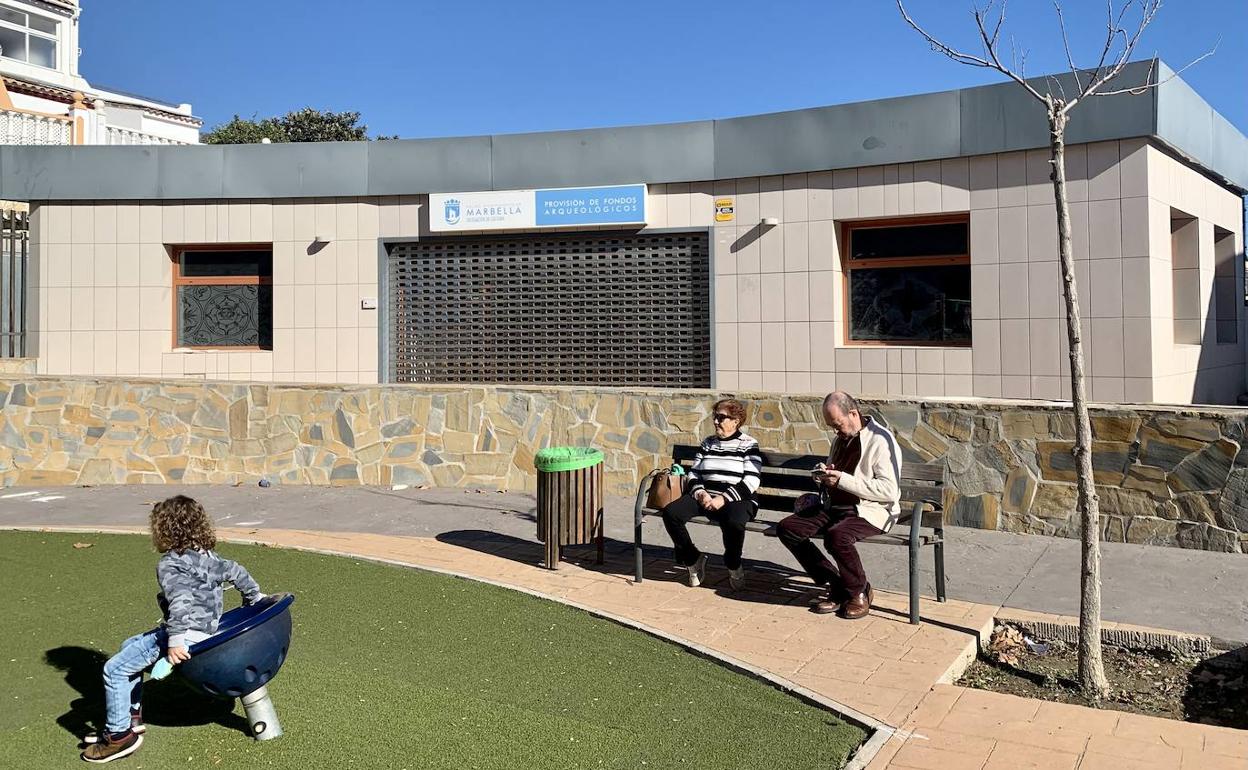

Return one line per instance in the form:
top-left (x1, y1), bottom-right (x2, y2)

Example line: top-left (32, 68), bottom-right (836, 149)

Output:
top-left (760, 217), bottom-right (780, 227)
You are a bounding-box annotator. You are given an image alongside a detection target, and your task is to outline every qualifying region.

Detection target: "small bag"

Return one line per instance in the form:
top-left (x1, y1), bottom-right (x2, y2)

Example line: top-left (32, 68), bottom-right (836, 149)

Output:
top-left (646, 469), bottom-right (685, 510)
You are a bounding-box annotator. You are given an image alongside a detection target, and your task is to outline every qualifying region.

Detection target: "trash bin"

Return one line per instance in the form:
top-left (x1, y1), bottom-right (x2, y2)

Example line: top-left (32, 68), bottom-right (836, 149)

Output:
top-left (534, 447), bottom-right (605, 570)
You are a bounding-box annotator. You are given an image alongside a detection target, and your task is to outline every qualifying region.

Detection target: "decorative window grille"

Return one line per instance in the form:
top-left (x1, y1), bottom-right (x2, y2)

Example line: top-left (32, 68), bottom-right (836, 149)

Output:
top-left (388, 231), bottom-right (711, 387)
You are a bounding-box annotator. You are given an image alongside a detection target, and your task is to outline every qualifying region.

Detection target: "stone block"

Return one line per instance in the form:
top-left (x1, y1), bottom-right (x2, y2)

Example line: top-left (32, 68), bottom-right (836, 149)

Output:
top-left (1097, 487), bottom-right (1163, 519)
top-left (1138, 427), bottom-right (1204, 471)
top-left (1125, 517), bottom-right (1179, 546)
top-left (1172, 493), bottom-right (1219, 525)
top-left (229, 398), bottom-right (248, 440)
top-left (752, 401), bottom-right (784, 429)
top-left (429, 463), bottom-right (465, 487)
top-left (949, 493), bottom-right (999, 529)
top-left (1002, 411), bottom-right (1051, 440)
top-left (1090, 413), bottom-right (1142, 442)
top-left (76, 458), bottom-right (118, 486)
top-left (876, 404), bottom-right (920, 434)
top-left (927, 410), bottom-right (973, 441)
top-left (1030, 482), bottom-right (1078, 521)
top-left (1037, 440), bottom-right (1130, 484)
top-left (1218, 468), bottom-right (1248, 532)
top-left (974, 440), bottom-right (1018, 473)
top-left (329, 461), bottom-right (360, 485)
top-left (1102, 516), bottom-right (1127, 542)
top-left (442, 430), bottom-right (476, 454)
top-left (1168, 439), bottom-right (1237, 493)
top-left (389, 464), bottom-right (428, 486)
top-left (910, 422), bottom-right (949, 459)
top-left (333, 408), bottom-right (355, 449)
top-left (1153, 417), bottom-right (1222, 442)
top-left (1004, 466), bottom-right (1038, 512)
top-left (1123, 464), bottom-right (1171, 497)
top-left (463, 452), bottom-right (510, 477)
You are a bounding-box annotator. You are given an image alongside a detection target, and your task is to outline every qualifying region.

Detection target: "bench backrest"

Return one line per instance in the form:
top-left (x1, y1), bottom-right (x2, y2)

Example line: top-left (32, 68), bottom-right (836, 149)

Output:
top-left (670, 444), bottom-right (943, 521)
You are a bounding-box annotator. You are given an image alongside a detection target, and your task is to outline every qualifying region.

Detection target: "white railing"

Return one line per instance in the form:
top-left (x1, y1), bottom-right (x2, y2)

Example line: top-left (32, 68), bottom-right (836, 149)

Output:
top-left (105, 126), bottom-right (189, 146)
top-left (0, 108), bottom-right (72, 145)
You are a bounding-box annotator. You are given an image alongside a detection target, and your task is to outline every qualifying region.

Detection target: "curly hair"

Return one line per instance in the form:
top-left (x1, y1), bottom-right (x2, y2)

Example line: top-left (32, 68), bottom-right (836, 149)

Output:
top-left (150, 495), bottom-right (216, 553)
top-left (712, 398), bottom-right (748, 424)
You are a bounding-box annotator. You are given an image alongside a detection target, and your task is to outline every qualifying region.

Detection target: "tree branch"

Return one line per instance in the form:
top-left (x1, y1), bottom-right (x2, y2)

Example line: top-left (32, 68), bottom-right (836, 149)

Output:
top-left (1053, 1), bottom-right (1085, 93)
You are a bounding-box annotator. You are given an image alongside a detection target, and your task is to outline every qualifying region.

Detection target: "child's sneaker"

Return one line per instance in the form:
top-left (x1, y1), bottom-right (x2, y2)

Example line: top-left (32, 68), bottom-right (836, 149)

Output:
top-left (685, 554), bottom-right (707, 588)
top-left (81, 729), bottom-right (142, 763)
top-left (83, 709), bottom-right (144, 744)
top-left (728, 566), bottom-right (746, 590)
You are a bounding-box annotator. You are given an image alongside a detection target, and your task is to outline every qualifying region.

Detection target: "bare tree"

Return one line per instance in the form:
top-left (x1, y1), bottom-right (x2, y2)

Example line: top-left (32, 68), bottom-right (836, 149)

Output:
top-left (896, 0), bottom-right (1214, 698)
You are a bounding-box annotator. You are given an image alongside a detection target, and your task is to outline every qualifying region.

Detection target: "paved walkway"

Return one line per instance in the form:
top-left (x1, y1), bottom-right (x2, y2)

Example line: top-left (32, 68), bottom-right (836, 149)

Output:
top-left (3, 485), bottom-right (1247, 769)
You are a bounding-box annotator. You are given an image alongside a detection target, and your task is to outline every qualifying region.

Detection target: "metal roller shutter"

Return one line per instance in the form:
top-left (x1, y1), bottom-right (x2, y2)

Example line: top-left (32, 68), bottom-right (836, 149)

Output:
top-left (387, 230), bottom-right (711, 387)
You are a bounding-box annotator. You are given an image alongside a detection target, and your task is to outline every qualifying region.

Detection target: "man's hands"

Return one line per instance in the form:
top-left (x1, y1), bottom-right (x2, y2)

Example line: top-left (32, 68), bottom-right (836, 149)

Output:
top-left (813, 462), bottom-right (842, 489)
top-left (167, 646), bottom-right (191, 665)
top-left (693, 490), bottom-right (727, 511)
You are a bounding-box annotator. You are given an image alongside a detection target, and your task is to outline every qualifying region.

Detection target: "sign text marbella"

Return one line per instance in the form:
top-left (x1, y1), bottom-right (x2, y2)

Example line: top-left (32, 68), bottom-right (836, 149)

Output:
top-left (430, 184), bottom-right (646, 232)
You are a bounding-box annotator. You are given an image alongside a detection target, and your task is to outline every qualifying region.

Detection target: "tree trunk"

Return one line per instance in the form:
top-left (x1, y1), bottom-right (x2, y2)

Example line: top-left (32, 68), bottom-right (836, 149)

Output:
top-left (1049, 105), bottom-right (1110, 697)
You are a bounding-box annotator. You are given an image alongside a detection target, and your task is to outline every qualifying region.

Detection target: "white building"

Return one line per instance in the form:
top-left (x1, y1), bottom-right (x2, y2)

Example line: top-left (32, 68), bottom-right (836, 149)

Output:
top-left (0, 0), bottom-right (200, 146)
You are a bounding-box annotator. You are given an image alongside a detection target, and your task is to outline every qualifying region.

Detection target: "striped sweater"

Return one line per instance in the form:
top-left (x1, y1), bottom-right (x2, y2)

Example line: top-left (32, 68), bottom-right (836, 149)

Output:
top-left (687, 431), bottom-right (764, 505)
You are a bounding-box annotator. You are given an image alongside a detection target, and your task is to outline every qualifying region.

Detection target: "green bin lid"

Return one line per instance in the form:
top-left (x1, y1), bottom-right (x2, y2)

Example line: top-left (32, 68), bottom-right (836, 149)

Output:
top-left (534, 446), bottom-right (604, 472)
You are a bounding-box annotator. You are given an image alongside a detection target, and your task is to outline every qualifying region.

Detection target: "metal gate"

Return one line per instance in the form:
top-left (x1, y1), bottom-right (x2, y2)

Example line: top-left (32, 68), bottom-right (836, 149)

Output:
top-left (387, 230), bottom-right (711, 387)
top-left (1, 209), bottom-right (28, 358)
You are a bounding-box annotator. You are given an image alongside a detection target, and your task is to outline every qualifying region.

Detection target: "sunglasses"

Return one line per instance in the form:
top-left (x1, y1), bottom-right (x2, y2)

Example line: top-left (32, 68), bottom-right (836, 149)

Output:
top-left (713, 413), bottom-right (735, 422)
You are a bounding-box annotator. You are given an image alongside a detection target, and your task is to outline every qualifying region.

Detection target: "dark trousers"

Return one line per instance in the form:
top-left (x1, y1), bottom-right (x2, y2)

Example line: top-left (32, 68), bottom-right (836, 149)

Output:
top-left (661, 494), bottom-right (753, 570)
top-left (776, 505), bottom-right (883, 599)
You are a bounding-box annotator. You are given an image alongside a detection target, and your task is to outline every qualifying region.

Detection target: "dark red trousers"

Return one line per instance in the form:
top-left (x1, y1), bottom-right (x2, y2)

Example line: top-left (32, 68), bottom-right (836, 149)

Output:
top-left (776, 503), bottom-right (882, 600)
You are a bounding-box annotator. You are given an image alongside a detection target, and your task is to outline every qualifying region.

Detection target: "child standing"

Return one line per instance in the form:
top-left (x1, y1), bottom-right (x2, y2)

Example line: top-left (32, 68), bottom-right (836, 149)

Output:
top-left (82, 495), bottom-right (263, 764)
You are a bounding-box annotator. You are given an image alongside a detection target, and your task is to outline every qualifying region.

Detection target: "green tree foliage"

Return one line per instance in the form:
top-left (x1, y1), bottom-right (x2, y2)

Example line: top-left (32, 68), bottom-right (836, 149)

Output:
top-left (203, 108), bottom-right (397, 144)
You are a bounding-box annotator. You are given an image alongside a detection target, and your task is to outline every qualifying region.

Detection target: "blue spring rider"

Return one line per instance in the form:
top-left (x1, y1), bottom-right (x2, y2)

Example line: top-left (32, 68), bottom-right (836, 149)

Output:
top-left (153, 593), bottom-right (296, 740)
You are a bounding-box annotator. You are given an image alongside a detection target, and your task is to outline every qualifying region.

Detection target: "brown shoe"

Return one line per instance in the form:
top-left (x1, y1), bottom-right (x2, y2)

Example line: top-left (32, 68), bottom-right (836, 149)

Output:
top-left (82, 730), bottom-right (143, 763)
top-left (841, 590), bottom-right (872, 620)
top-left (811, 597), bottom-right (842, 614)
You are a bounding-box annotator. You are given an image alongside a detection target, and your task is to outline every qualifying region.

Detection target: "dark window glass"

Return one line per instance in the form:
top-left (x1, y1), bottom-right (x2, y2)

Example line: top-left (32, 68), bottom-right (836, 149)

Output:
top-left (851, 222), bottom-right (969, 260)
top-left (848, 265), bottom-right (971, 343)
top-left (28, 15), bottom-right (57, 35)
top-left (177, 285), bottom-right (272, 347)
top-left (179, 250), bottom-right (272, 278)
top-left (27, 35), bottom-right (53, 67)
top-left (0, 9), bottom-right (24, 26)
top-left (0, 26), bottom-right (26, 62)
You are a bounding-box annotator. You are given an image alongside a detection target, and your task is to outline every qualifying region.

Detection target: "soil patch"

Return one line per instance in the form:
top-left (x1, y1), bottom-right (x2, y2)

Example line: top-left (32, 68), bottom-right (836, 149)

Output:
top-left (958, 623), bottom-right (1248, 728)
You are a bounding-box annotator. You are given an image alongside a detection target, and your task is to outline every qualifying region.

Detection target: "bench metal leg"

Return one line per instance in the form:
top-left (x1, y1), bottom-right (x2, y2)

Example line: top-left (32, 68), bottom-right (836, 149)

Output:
top-left (934, 537), bottom-right (947, 603)
top-left (634, 474), bottom-right (654, 584)
top-left (908, 503), bottom-right (922, 625)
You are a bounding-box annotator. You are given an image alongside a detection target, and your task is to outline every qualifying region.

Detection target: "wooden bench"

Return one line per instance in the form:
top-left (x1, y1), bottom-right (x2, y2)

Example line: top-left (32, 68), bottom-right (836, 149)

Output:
top-left (633, 445), bottom-right (947, 624)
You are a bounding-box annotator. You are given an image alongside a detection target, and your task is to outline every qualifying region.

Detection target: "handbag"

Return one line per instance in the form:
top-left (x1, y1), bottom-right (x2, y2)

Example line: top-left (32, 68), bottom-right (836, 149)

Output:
top-left (646, 468), bottom-right (686, 510)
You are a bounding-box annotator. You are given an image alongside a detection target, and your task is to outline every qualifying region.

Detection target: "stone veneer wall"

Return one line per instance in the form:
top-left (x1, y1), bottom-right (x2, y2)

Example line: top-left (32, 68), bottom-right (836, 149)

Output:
top-left (1, 375), bottom-right (1246, 553)
top-left (0, 359), bottom-right (36, 375)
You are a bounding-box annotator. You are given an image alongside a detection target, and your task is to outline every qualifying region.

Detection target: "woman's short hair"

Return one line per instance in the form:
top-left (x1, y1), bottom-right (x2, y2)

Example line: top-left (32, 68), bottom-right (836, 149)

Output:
top-left (712, 398), bottom-right (747, 423)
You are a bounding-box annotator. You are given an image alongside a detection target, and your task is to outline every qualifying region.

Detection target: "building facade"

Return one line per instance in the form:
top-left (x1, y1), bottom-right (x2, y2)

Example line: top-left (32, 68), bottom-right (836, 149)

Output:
top-left (0, 0), bottom-right (200, 146)
top-left (4, 61), bottom-right (1246, 405)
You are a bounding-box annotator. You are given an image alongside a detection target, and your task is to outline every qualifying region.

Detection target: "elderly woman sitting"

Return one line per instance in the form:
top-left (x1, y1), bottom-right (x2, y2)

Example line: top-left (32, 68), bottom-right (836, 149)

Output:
top-left (660, 398), bottom-right (763, 590)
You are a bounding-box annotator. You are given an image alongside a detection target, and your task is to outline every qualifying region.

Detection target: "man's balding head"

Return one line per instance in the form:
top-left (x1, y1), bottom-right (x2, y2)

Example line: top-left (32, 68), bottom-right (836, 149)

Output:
top-left (822, 391), bottom-right (863, 438)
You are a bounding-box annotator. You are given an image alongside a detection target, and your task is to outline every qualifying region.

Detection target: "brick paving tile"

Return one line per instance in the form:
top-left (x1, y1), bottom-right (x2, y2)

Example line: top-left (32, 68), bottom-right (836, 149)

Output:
top-left (799, 649), bottom-right (888, 677)
top-left (906, 625), bottom-right (982, 652)
top-left (1179, 749), bottom-right (1248, 770)
top-left (1075, 752), bottom-right (1180, 770)
top-left (728, 651), bottom-right (806, 677)
top-left (1113, 712), bottom-right (1208, 752)
top-left (981, 740), bottom-right (1080, 770)
top-left (890, 743), bottom-right (989, 770)
top-left (800, 677), bottom-right (915, 716)
top-left (1031, 700), bottom-right (1122, 735)
top-left (881, 689), bottom-right (929, 726)
top-left (1084, 734), bottom-right (1184, 766)
top-left (906, 727), bottom-right (997, 757)
top-left (1201, 726), bottom-right (1248, 758)
top-left (901, 685), bottom-right (964, 728)
top-left (867, 668), bottom-right (948, 692)
top-left (899, 644), bottom-right (970, 666)
top-left (845, 637), bottom-right (911, 660)
top-left (946, 687), bottom-right (1042, 723)
top-left (864, 735), bottom-right (905, 770)
top-left (795, 659), bottom-right (877, 685)
top-left (719, 632), bottom-right (821, 664)
top-left (729, 613), bottom-right (820, 643)
top-left (938, 712), bottom-right (1092, 755)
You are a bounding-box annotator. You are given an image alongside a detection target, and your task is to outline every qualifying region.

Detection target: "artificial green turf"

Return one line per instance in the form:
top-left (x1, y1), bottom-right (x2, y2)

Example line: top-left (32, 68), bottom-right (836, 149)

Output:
top-left (0, 531), bottom-right (865, 769)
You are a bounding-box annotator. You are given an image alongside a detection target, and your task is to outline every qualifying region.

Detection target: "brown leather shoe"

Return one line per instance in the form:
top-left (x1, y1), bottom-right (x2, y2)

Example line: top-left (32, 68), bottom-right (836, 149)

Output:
top-left (841, 590), bottom-right (871, 620)
top-left (811, 597), bottom-right (842, 615)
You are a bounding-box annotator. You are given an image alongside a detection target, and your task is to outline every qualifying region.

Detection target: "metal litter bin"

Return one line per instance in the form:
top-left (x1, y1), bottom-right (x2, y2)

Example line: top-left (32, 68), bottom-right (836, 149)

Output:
top-left (534, 447), bottom-right (605, 569)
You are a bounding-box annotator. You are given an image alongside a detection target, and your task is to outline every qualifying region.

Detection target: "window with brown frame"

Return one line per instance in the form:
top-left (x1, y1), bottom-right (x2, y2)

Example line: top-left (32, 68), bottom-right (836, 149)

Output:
top-left (172, 246), bottom-right (273, 349)
top-left (841, 215), bottom-right (971, 345)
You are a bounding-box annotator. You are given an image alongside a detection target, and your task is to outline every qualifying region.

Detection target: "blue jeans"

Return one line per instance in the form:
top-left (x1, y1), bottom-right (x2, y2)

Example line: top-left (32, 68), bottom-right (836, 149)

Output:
top-left (102, 628), bottom-right (165, 734)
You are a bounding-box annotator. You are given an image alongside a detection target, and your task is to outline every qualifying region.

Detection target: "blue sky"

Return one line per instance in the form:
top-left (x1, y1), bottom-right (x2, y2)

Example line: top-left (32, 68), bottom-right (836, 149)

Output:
top-left (81, 0), bottom-right (1245, 139)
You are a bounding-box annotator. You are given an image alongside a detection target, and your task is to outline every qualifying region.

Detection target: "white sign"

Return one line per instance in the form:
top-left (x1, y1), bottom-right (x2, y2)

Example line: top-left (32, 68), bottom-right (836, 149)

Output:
top-left (429, 184), bottom-right (647, 232)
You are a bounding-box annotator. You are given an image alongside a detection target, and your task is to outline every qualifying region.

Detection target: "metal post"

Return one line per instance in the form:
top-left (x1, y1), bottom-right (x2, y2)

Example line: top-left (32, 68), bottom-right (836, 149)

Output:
top-left (240, 685), bottom-right (283, 740)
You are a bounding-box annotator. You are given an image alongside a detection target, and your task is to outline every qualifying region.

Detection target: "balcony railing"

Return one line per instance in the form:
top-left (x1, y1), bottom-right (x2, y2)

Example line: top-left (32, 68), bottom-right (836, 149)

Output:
top-left (105, 126), bottom-right (190, 146)
top-left (0, 108), bottom-right (72, 145)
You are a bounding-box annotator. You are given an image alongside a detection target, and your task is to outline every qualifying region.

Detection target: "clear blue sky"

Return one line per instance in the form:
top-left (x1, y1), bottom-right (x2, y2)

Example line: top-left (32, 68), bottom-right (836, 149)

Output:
top-left (81, 0), bottom-right (1246, 139)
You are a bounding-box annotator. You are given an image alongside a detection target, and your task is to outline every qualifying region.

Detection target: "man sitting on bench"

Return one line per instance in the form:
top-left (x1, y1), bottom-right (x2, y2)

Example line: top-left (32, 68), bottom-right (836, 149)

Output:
top-left (776, 391), bottom-right (902, 620)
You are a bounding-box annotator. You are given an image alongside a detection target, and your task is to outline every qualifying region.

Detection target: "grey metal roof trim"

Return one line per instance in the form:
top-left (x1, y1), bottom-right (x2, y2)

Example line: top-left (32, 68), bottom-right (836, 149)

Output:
top-left (2, 59), bottom-right (1243, 201)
